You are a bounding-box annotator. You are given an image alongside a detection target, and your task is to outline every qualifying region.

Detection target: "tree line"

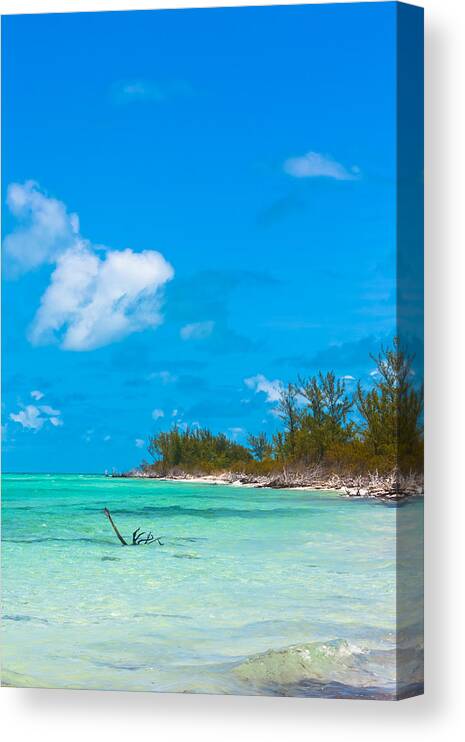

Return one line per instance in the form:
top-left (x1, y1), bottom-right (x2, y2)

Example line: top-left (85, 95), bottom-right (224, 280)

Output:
top-left (144, 339), bottom-right (423, 476)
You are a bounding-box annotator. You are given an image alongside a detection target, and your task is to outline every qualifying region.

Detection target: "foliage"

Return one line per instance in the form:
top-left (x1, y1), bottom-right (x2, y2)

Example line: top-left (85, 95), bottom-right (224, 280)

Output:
top-left (247, 432), bottom-right (273, 461)
top-left (295, 371), bottom-right (354, 462)
top-left (147, 426), bottom-right (252, 474)
top-left (354, 338), bottom-right (423, 469)
top-left (144, 339), bottom-right (423, 477)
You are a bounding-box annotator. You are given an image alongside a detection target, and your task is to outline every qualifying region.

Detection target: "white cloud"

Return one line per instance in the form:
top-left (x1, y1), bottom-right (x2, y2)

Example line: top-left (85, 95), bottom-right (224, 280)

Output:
top-left (31, 390), bottom-right (45, 400)
top-left (10, 405), bottom-right (44, 430)
top-left (228, 426), bottom-right (245, 439)
top-left (135, 438), bottom-right (145, 448)
top-left (244, 374), bottom-right (283, 403)
top-left (9, 403), bottom-right (63, 431)
top-left (4, 181), bottom-right (80, 274)
top-left (283, 151), bottom-right (359, 180)
top-left (113, 80), bottom-right (165, 103)
top-left (152, 408), bottom-right (164, 420)
top-left (111, 79), bottom-right (193, 105)
top-left (342, 375), bottom-right (355, 381)
top-left (39, 404), bottom-right (60, 416)
top-left (5, 182), bottom-right (175, 351)
top-left (172, 409), bottom-right (179, 417)
top-left (29, 244), bottom-right (174, 351)
top-left (180, 320), bottom-right (215, 341)
top-left (148, 370), bottom-right (176, 384)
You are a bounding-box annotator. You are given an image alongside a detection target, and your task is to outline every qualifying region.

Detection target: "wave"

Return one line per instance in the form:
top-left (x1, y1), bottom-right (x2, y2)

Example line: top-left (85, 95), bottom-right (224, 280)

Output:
top-left (106, 505), bottom-right (309, 519)
top-left (3, 613), bottom-right (49, 625)
top-left (3, 536), bottom-right (114, 545)
top-left (234, 638), bottom-right (424, 700)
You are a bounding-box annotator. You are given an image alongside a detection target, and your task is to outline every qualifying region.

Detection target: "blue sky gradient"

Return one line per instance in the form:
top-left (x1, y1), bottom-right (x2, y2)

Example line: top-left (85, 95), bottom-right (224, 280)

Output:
top-left (2, 3), bottom-right (399, 473)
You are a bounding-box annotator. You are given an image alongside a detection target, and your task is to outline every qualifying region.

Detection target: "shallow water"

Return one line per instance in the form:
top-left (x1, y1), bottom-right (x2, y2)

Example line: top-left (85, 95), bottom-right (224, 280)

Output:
top-left (1, 474), bottom-right (424, 698)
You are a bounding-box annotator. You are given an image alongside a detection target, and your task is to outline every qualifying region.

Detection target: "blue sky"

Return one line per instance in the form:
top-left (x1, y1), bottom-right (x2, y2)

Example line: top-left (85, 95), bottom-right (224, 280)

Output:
top-left (2, 3), bottom-right (401, 473)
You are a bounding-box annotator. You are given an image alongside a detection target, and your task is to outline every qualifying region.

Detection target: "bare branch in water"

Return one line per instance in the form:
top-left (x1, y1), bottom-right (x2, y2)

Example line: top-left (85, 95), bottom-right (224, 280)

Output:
top-left (103, 508), bottom-right (163, 546)
top-left (103, 507), bottom-right (128, 546)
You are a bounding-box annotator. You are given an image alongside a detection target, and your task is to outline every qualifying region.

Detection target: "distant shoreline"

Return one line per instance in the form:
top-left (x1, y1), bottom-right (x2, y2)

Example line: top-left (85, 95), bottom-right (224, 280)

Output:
top-left (113, 468), bottom-right (424, 502)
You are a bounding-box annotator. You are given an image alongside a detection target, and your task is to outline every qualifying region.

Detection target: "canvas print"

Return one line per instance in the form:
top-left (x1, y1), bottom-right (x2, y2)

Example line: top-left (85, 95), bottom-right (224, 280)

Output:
top-left (1, 3), bottom-right (424, 699)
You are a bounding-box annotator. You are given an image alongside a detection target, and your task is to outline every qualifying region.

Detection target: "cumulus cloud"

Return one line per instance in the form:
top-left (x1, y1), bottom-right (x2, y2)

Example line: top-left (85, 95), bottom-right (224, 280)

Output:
top-left (9, 405), bottom-right (44, 430)
top-left (152, 408), bottom-right (164, 420)
top-left (30, 390), bottom-right (44, 400)
top-left (283, 152), bottom-right (359, 180)
top-left (180, 320), bottom-right (215, 341)
top-left (39, 404), bottom-right (61, 416)
top-left (244, 374), bottom-right (283, 403)
top-left (9, 403), bottom-right (63, 431)
top-left (29, 244), bottom-right (174, 351)
top-left (5, 182), bottom-right (175, 351)
top-left (4, 181), bottom-right (80, 274)
top-left (135, 438), bottom-right (145, 448)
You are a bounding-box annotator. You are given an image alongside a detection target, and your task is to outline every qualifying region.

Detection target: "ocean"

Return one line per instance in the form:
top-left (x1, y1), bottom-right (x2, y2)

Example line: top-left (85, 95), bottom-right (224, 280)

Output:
top-left (1, 474), bottom-right (424, 698)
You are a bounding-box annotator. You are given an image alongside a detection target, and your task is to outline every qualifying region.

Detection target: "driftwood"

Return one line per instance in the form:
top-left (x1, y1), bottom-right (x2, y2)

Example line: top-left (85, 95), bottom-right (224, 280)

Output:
top-left (103, 507), bottom-right (163, 546)
top-left (131, 527), bottom-right (163, 546)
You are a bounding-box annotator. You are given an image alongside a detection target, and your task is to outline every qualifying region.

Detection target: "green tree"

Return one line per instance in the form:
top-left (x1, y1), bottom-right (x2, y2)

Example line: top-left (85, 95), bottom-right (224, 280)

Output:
top-left (247, 432), bottom-right (272, 461)
top-left (355, 338), bottom-right (423, 469)
top-left (140, 338), bottom-right (423, 478)
top-left (276, 383), bottom-right (300, 459)
top-left (297, 371), bottom-right (353, 461)
top-left (147, 426), bottom-right (252, 473)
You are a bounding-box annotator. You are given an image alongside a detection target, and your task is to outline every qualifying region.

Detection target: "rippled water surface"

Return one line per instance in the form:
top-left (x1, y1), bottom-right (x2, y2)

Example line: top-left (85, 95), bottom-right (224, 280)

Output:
top-left (1, 474), bottom-right (423, 698)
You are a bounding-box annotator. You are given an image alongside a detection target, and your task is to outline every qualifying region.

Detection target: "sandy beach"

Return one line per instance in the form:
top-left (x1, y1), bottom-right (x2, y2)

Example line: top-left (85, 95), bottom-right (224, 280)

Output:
top-left (117, 468), bottom-right (424, 500)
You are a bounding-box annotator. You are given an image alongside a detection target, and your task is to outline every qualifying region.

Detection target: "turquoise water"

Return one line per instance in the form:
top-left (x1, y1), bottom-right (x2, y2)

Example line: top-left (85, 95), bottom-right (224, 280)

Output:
top-left (1, 474), bottom-right (423, 698)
